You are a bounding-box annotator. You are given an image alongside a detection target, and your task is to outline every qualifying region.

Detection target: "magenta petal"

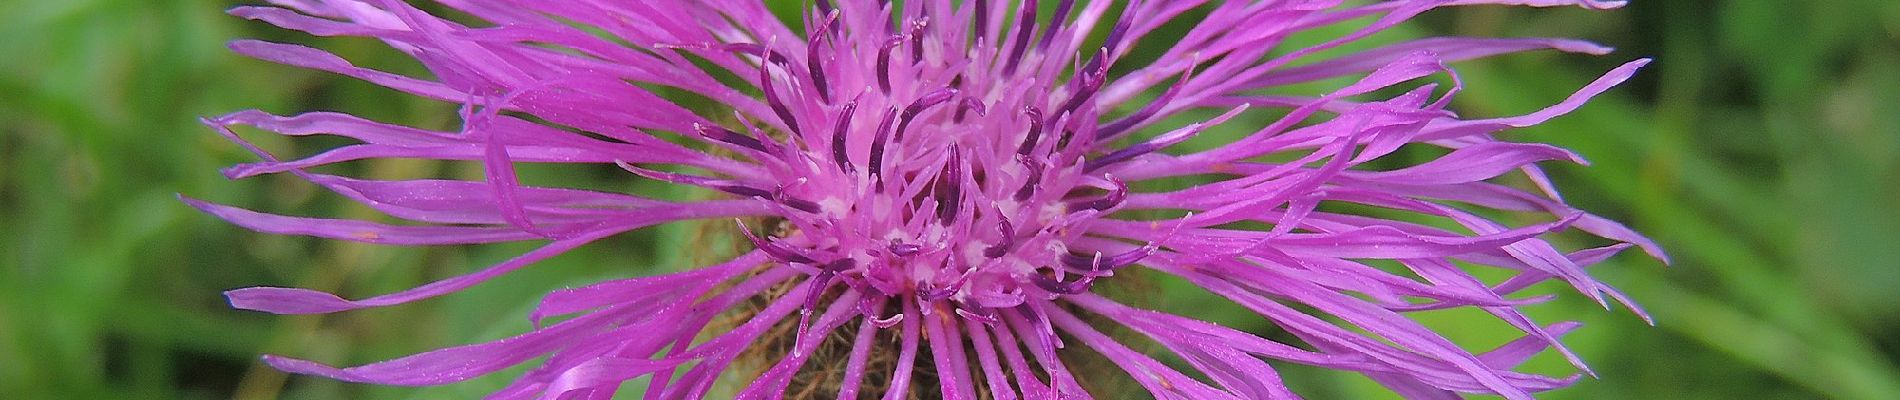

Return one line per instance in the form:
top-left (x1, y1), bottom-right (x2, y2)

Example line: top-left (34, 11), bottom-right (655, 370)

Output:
top-left (1419, 59), bottom-right (1651, 141)
top-left (1252, 37), bottom-right (1612, 88)
top-left (228, 40), bottom-right (462, 101)
top-left (1356, 142), bottom-right (1586, 185)
top-left (732, 291), bottom-right (862, 399)
top-left (537, 357), bottom-right (683, 398)
top-left (182, 195), bottom-right (540, 245)
top-left (1041, 304), bottom-right (1244, 400)
top-left (528, 251), bottom-right (764, 325)
top-left (259, 304), bottom-right (628, 386)
top-left (224, 228), bottom-right (612, 314)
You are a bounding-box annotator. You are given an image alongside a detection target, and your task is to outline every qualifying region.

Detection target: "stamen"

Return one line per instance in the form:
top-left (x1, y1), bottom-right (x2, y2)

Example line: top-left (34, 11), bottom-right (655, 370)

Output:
top-left (1036, 0), bottom-right (1076, 50)
top-left (871, 312), bottom-right (906, 329)
top-left (1062, 216), bottom-right (1184, 272)
top-left (794, 268), bottom-right (840, 346)
top-left (876, 36), bottom-right (904, 93)
top-left (1001, 0), bottom-right (1039, 75)
top-left (934, 146), bottom-right (963, 224)
top-left (1058, 245), bottom-right (1156, 273)
top-left (1012, 155), bottom-right (1045, 201)
top-left (983, 217), bottom-right (1016, 258)
top-left (617, 161), bottom-right (773, 199)
top-left (1065, 174), bottom-right (1127, 212)
top-left (1055, 47), bottom-right (1109, 119)
top-left (832, 99), bottom-right (858, 173)
top-left (773, 185), bottom-right (823, 214)
top-left (736, 219), bottom-right (818, 265)
top-left (919, 264), bottom-right (967, 301)
top-left (909, 18), bottom-right (930, 63)
top-left (888, 241), bottom-right (923, 257)
top-left (894, 87), bottom-right (959, 142)
top-left (807, 11), bottom-right (842, 103)
top-left (953, 96), bottom-right (987, 123)
top-left (972, 0), bottom-right (989, 43)
top-left (758, 45), bottom-right (803, 136)
top-left (1059, 251), bottom-right (1104, 273)
top-left (955, 307), bottom-right (999, 325)
top-left (694, 122), bottom-right (767, 153)
top-left (868, 108), bottom-right (899, 183)
top-left (1015, 106), bottom-right (1045, 155)
top-left (1100, 0), bottom-right (1139, 57)
top-left (853, 285), bottom-right (905, 329)
top-left (1031, 273), bottom-right (1094, 295)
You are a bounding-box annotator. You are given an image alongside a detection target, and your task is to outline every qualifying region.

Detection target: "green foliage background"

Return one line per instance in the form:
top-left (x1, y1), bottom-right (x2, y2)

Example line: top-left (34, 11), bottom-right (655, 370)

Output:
top-left (1, 1), bottom-right (1897, 399)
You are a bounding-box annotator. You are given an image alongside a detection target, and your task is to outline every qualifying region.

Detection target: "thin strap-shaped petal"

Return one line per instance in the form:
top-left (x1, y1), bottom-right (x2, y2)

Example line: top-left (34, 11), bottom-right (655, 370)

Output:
top-left (924, 305), bottom-right (978, 399)
top-left (260, 300), bottom-right (632, 386)
top-left (1000, 307), bottom-right (1090, 398)
top-left (1206, 257), bottom-right (1543, 399)
top-left (835, 299), bottom-right (885, 399)
top-left (1067, 293), bottom-right (1377, 370)
top-left (1417, 59), bottom-right (1650, 141)
top-left (182, 195), bottom-right (541, 245)
top-left (229, 40), bottom-right (464, 101)
top-left (1482, 321), bottom-right (1584, 368)
top-left (1067, 294), bottom-right (1305, 399)
top-left (982, 308), bottom-right (1057, 398)
top-left (527, 251), bottom-right (765, 325)
top-left (223, 225), bottom-right (618, 314)
top-left (1249, 37), bottom-right (1611, 88)
top-left (1352, 142), bottom-right (1585, 185)
top-left (732, 291), bottom-right (862, 399)
top-left (535, 357), bottom-right (684, 399)
top-left (657, 282), bottom-right (807, 400)
top-left (964, 315), bottom-right (1019, 400)
top-left (880, 298), bottom-right (924, 400)
top-left (1137, 253), bottom-right (1568, 395)
top-left (308, 174), bottom-right (660, 226)
top-left (1041, 305), bottom-right (1243, 400)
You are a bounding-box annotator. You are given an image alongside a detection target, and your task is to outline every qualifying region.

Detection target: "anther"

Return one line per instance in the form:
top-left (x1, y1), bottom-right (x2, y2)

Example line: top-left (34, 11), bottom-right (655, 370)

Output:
top-left (876, 36), bottom-right (904, 93)
top-left (831, 99), bottom-right (859, 173)
top-left (1001, 0), bottom-right (1039, 75)
top-left (868, 108), bottom-right (899, 184)
top-left (1015, 106), bottom-right (1045, 155)
top-left (894, 87), bottom-right (958, 142)
top-left (758, 45), bottom-right (803, 136)
top-left (1012, 155), bottom-right (1045, 201)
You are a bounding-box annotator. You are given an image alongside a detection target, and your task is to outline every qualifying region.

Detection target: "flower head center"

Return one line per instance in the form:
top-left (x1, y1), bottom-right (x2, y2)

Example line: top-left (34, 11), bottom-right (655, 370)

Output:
top-left (722, 23), bottom-right (1139, 313)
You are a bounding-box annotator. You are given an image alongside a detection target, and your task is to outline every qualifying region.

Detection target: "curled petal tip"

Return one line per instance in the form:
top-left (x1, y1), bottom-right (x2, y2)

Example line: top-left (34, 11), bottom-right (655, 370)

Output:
top-left (225, 286), bottom-right (353, 314)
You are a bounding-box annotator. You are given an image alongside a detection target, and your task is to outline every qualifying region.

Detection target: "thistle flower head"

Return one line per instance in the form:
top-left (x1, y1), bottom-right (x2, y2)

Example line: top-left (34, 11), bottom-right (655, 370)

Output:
top-left (192, 0), bottom-right (1664, 398)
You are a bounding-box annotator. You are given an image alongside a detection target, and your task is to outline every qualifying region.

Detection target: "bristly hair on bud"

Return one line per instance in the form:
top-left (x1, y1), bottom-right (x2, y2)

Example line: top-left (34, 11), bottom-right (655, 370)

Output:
top-left (192, 1), bottom-right (1664, 399)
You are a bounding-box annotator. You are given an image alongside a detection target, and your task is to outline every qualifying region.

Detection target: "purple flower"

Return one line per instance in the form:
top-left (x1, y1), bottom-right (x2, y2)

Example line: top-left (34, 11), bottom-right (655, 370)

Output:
top-left (191, 0), bottom-right (1666, 398)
